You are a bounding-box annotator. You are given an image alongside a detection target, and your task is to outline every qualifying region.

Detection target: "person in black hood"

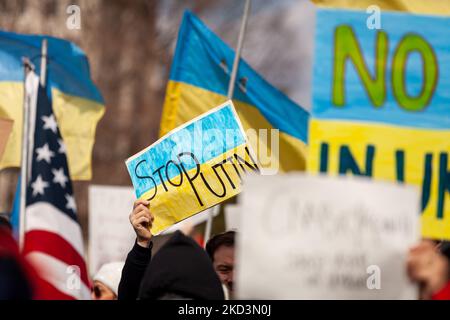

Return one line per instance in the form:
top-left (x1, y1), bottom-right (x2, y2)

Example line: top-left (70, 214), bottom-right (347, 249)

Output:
top-left (118, 199), bottom-right (224, 300)
top-left (138, 230), bottom-right (224, 300)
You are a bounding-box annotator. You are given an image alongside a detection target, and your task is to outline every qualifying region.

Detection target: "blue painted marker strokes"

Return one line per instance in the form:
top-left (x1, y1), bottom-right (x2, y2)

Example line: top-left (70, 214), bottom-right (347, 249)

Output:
top-left (126, 103), bottom-right (246, 198)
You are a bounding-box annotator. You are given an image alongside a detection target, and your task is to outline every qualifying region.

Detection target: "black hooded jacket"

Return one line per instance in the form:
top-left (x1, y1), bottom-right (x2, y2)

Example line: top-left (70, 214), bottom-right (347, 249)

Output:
top-left (118, 231), bottom-right (224, 300)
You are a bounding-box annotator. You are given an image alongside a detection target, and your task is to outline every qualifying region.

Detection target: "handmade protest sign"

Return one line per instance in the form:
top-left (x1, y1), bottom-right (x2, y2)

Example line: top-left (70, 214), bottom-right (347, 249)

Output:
top-left (126, 101), bottom-right (258, 234)
top-left (236, 174), bottom-right (419, 299)
top-left (224, 204), bottom-right (241, 231)
top-left (308, 9), bottom-right (450, 240)
top-left (0, 117), bottom-right (13, 160)
top-left (88, 185), bottom-right (136, 275)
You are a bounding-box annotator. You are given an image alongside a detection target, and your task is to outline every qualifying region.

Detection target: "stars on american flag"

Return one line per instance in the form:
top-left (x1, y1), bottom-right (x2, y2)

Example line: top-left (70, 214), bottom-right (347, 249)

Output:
top-left (57, 139), bottom-right (66, 154)
top-left (52, 167), bottom-right (68, 188)
top-left (65, 194), bottom-right (77, 212)
top-left (36, 143), bottom-right (55, 163)
top-left (42, 114), bottom-right (58, 133)
top-left (29, 112), bottom-right (75, 214)
top-left (31, 175), bottom-right (49, 197)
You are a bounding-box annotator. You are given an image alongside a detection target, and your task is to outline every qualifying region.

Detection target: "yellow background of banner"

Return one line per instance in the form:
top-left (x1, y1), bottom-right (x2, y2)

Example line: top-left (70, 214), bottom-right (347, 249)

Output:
top-left (0, 117), bottom-right (13, 159)
top-left (139, 143), bottom-right (256, 234)
top-left (308, 119), bottom-right (450, 240)
top-left (311, 0), bottom-right (450, 15)
top-left (160, 81), bottom-right (308, 173)
top-left (0, 82), bottom-right (21, 168)
top-left (0, 82), bottom-right (104, 180)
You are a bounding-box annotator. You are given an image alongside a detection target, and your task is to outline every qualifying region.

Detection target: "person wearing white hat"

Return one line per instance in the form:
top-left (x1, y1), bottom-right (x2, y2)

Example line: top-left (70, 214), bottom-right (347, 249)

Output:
top-left (92, 262), bottom-right (125, 300)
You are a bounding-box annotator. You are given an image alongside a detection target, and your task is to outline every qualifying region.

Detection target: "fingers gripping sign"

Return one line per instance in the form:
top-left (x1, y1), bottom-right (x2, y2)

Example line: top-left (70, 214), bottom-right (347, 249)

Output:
top-left (130, 199), bottom-right (154, 248)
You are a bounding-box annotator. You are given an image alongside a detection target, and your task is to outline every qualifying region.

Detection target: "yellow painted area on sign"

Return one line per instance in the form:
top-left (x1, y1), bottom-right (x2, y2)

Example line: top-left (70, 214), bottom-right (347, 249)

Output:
top-left (308, 119), bottom-right (450, 240)
top-left (139, 143), bottom-right (258, 235)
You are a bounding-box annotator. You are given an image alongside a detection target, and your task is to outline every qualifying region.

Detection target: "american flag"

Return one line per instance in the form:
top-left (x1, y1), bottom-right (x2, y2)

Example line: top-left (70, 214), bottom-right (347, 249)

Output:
top-left (21, 70), bottom-right (90, 299)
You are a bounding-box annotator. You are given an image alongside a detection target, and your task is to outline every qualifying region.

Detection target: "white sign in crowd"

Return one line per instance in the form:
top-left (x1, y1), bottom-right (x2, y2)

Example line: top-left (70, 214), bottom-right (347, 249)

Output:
top-left (236, 175), bottom-right (420, 299)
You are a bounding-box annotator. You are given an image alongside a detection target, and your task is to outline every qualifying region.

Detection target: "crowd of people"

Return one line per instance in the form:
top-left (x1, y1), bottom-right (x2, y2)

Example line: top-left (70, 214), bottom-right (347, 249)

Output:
top-left (1, 200), bottom-right (450, 300)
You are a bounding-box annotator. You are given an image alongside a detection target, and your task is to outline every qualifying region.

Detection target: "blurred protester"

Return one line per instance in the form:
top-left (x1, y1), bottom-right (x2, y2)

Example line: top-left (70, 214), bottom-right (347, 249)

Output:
top-left (118, 200), bottom-right (153, 300)
top-left (0, 214), bottom-right (12, 231)
top-left (92, 262), bottom-right (125, 300)
top-left (118, 200), bottom-right (224, 300)
top-left (1, 216), bottom-right (77, 300)
top-left (205, 231), bottom-right (235, 298)
top-left (0, 220), bottom-right (33, 299)
top-left (439, 241), bottom-right (450, 261)
top-left (407, 240), bottom-right (450, 300)
top-left (138, 231), bottom-right (224, 300)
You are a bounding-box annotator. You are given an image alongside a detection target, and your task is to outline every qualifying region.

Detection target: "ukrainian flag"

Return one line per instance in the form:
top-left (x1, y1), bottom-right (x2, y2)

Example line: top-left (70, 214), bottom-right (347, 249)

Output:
top-left (311, 0), bottom-right (450, 15)
top-left (0, 31), bottom-right (104, 180)
top-left (160, 11), bottom-right (309, 172)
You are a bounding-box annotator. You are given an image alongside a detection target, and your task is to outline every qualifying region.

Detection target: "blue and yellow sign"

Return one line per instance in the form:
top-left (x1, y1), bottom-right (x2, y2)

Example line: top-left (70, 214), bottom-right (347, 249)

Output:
top-left (126, 101), bottom-right (258, 234)
top-left (308, 9), bottom-right (450, 240)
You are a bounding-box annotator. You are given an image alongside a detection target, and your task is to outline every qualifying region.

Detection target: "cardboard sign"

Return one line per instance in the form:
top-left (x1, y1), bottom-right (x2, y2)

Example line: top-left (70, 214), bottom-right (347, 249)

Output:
top-left (126, 101), bottom-right (258, 234)
top-left (224, 204), bottom-right (241, 231)
top-left (308, 9), bottom-right (450, 240)
top-left (0, 117), bottom-right (13, 160)
top-left (88, 185), bottom-right (136, 275)
top-left (236, 174), bottom-right (419, 299)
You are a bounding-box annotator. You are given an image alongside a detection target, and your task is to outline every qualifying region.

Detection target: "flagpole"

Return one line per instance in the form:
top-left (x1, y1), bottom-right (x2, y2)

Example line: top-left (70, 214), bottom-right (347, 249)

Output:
top-left (19, 39), bottom-right (48, 250)
top-left (227, 0), bottom-right (251, 99)
top-left (40, 39), bottom-right (48, 87)
top-left (204, 205), bottom-right (219, 246)
top-left (18, 60), bottom-right (32, 250)
top-left (204, 0), bottom-right (251, 246)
